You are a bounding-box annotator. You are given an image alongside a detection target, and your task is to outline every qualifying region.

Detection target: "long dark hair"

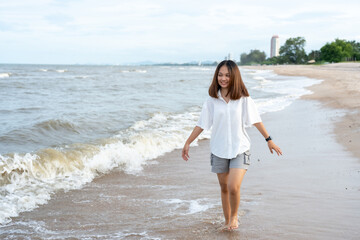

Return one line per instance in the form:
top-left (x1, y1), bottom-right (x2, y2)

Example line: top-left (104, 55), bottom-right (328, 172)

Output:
top-left (208, 60), bottom-right (249, 99)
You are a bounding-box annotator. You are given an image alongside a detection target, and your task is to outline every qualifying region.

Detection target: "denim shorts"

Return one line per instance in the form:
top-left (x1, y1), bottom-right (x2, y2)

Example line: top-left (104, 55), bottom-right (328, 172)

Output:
top-left (210, 151), bottom-right (250, 173)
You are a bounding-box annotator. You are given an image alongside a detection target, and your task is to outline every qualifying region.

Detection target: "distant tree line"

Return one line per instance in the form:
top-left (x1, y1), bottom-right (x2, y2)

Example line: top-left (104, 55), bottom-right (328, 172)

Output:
top-left (239, 37), bottom-right (360, 65)
top-left (240, 50), bottom-right (266, 65)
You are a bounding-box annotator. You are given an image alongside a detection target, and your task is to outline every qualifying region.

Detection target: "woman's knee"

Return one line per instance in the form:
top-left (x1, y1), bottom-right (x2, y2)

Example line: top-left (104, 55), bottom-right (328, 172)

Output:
top-left (228, 184), bottom-right (240, 195)
top-left (219, 183), bottom-right (228, 193)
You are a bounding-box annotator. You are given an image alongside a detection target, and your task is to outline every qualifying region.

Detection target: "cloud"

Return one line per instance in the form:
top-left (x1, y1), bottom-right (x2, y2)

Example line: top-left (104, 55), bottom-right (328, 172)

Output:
top-left (1, 0), bottom-right (360, 64)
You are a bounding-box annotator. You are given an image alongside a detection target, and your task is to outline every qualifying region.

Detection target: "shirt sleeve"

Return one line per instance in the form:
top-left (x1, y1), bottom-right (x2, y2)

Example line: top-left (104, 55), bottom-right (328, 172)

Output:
top-left (196, 98), bottom-right (213, 130)
top-left (243, 96), bottom-right (262, 128)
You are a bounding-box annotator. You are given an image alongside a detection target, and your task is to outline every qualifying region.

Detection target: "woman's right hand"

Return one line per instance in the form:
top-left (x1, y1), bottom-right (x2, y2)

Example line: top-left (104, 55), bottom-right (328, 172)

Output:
top-left (182, 143), bottom-right (190, 161)
top-left (181, 126), bottom-right (203, 161)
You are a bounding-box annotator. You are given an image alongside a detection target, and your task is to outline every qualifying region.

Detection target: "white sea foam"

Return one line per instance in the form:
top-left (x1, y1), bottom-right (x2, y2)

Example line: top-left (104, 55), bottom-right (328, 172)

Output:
top-left (253, 76), bottom-right (266, 81)
top-left (188, 199), bottom-right (213, 214)
top-left (0, 220), bottom-right (57, 236)
top-left (0, 110), bottom-right (209, 224)
top-left (112, 231), bottom-right (160, 240)
top-left (243, 69), bottom-right (279, 84)
top-left (189, 67), bottom-right (213, 71)
top-left (161, 198), bottom-right (216, 215)
top-left (255, 96), bottom-right (294, 114)
top-left (0, 73), bottom-right (10, 78)
top-left (120, 69), bottom-right (147, 73)
top-left (242, 68), bottom-right (275, 76)
top-left (250, 70), bottom-right (322, 114)
top-left (55, 69), bottom-right (67, 73)
top-left (74, 75), bottom-right (88, 79)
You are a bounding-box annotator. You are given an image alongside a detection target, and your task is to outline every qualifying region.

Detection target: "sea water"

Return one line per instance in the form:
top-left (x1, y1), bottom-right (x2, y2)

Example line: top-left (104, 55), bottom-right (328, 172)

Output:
top-left (0, 64), bottom-right (321, 225)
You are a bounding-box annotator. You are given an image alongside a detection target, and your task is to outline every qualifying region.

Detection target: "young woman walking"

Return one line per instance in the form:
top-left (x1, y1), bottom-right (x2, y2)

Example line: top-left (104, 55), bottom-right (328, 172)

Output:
top-left (182, 60), bottom-right (282, 231)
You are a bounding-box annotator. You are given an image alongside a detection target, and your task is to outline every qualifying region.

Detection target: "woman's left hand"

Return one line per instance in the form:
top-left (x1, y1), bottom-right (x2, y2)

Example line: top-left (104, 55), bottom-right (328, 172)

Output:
top-left (267, 140), bottom-right (282, 156)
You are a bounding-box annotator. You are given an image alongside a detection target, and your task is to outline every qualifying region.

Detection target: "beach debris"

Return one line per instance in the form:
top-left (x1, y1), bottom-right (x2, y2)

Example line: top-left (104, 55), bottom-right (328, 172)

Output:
top-left (307, 59), bottom-right (316, 64)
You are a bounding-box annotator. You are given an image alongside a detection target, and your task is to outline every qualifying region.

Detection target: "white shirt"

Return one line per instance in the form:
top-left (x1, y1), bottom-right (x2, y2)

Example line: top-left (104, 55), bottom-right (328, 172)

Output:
top-left (196, 91), bottom-right (262, 159)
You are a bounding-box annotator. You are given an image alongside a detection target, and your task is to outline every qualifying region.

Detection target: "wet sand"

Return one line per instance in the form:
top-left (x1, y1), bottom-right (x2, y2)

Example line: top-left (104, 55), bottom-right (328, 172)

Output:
top-left (244, 63), bottom-right (360, 161)
top-left (2, 63), bottom-right (360, 239)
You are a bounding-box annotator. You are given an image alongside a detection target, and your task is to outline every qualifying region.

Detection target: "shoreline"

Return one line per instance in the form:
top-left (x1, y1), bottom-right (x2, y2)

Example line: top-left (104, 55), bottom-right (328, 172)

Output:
top-left (4, 98), bottom-right (359, 239)
top-left (2, 63), bottom-right (360, 239)
top-left (243, 63), bottom-right (360, 161)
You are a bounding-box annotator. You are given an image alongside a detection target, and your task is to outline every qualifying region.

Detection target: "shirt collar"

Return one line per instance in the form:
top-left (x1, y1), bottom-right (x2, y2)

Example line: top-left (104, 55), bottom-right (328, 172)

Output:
top-left (217, 89), bottom-right (222, 99)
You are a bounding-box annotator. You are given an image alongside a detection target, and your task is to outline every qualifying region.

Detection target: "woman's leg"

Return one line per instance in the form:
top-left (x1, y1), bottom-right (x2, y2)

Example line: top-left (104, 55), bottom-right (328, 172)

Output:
top-left (216, 172), bottom-right (230, 225)
top-left (227, 168), bottom-right (247, 229)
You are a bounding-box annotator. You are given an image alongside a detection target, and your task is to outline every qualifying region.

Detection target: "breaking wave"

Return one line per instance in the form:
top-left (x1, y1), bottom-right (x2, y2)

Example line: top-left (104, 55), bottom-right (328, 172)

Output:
top-left (0, 110), bottom-right (209, 224)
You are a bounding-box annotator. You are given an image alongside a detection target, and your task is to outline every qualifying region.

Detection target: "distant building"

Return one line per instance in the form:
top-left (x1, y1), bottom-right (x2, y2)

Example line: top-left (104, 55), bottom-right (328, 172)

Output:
top-left (270, 35), bottom-right (280, 58)
top-left (224, 53), bottom-right (234, 61)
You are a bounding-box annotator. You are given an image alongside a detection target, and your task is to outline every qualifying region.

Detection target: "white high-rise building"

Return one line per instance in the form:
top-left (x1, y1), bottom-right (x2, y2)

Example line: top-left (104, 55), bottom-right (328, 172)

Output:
top-left (270, 35), bottom-right (280, 58)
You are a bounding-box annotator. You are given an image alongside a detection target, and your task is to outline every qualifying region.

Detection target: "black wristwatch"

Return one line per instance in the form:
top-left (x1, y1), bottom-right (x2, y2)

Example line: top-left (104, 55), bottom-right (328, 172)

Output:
top-left (265, 136), bottom-right (272, 142)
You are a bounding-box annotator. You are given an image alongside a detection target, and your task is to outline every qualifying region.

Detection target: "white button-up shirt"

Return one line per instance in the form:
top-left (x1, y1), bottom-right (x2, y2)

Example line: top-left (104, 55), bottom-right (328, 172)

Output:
top-left (197, 91), bottom-right (262, 159)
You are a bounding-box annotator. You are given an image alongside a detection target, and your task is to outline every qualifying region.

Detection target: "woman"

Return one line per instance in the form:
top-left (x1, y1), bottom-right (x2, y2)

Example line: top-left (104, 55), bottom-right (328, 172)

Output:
top-left (181, 60), bottom-right (282, 231)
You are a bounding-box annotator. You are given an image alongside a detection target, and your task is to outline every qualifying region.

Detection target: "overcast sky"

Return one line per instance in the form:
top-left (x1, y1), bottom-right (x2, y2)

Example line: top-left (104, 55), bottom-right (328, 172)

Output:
top-left (1, 0), bottom-right (359, 64)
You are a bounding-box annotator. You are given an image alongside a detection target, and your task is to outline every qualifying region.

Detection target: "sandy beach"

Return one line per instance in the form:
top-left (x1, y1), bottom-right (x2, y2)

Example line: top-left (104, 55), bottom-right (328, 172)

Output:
top-left (244, 63), bottom-right (360, 161)
top-left (2, 63), bottom-right (360, 239)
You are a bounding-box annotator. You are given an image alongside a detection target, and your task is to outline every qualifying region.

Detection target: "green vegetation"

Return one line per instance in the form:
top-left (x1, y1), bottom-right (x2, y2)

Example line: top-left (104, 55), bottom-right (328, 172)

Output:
top-left (320, 39), bottom-right (359, 62)
top-left (239, 37), bottom-right (360, 65)
top-left (279, 37), bottom-right (307, 64)
top-left (240, 50), bottom-right (266, 65)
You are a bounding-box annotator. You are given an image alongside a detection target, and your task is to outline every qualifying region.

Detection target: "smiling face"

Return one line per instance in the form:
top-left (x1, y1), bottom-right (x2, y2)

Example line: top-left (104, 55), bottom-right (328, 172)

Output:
top-left (217, 65), bottom-right (230, 89)
top-left (209, 60), bottom-right (249, 100)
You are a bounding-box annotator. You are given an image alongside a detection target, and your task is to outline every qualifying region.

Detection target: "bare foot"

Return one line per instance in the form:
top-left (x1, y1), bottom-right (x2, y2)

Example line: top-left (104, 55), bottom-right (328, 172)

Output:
top-left (229, 216), bottom-right (238, 230)
top-left (217, 224), bottom-right (231, 232)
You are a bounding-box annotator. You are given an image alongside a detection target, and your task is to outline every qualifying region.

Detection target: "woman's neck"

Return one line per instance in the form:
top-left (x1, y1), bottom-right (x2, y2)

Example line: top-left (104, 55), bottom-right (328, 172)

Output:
top-left (220, 88), bottom-right (229, 96)
top-left (220, 88), bottom-right (230, 103)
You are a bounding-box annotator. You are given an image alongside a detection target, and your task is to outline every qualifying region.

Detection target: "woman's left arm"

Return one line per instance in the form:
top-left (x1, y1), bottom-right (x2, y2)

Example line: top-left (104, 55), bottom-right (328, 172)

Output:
top-left (253, 122), bottom-right (282, 156)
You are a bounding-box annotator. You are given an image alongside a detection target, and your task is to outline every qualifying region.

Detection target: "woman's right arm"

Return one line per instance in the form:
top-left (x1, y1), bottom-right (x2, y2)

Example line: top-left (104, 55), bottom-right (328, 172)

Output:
top-left (182, 126), bottom-right (203, 161)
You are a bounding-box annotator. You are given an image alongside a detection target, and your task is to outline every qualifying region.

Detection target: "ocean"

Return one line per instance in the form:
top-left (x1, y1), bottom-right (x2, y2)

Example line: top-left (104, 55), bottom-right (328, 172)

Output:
top-left (0, 64), bottom-right (321, 238)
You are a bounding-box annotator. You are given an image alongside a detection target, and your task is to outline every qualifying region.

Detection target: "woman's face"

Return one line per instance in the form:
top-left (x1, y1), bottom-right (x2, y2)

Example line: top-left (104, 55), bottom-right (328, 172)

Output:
top-left (217, 65), bottom-right (230, 89)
